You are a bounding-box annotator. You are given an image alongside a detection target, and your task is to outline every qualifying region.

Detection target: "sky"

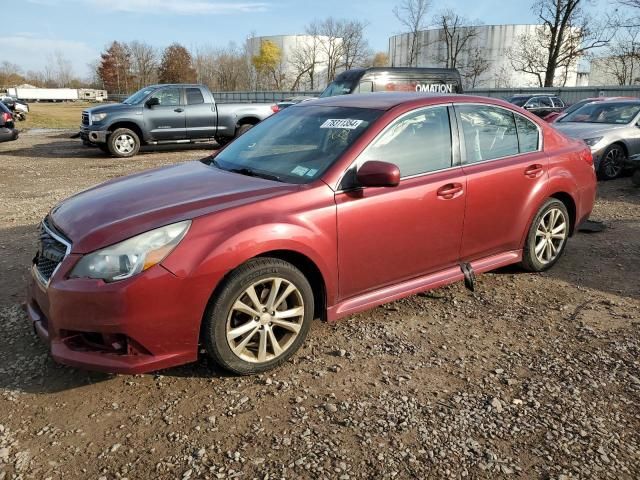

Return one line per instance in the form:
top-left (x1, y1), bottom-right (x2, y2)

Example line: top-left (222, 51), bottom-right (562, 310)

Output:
top-left (1, 0), bottom-right (590, 79)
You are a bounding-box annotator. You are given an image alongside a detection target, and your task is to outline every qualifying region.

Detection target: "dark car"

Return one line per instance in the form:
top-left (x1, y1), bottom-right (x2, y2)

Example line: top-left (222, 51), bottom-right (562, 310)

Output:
top-left (507, 94), bottom-right (565, 118)
top-left (27, 93), bottom-right (595, 375)
top-left (0, 102), bottom-right (18, 143)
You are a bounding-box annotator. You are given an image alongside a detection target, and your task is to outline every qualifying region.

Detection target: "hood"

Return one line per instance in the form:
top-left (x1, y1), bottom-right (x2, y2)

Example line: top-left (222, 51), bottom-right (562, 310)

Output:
top-left (84, 103), bottom-right (141, 115)
top-left (49, 161), bottom-right (298, 253)
top-left (553, 122), bottom-right (627, 139)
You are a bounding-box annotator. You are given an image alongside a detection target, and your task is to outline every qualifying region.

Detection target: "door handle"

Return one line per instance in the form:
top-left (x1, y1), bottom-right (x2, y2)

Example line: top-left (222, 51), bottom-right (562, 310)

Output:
top-left (174, 108), bottom-right (184, 113)
top-left (524, 164), bottom-right (544, 178)
top-left (436, 183), bottom-right (463, 200)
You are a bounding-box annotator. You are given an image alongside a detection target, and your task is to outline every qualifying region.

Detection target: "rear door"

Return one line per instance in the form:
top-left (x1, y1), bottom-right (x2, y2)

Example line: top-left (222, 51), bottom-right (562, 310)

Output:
top-left (454, 104), bottom-right (547, 261)
top-left (144, 87), bottom-right (186, 140)
top-left (185, 87), bottom-right (217, 139)
top-left (336, 105), bottom-right (467, 299)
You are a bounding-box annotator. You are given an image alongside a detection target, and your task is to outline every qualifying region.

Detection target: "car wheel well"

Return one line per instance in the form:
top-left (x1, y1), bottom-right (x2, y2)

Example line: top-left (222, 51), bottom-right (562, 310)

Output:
top-left (199, 250), bottom-right (327, 348)
top-left (255, 250), bottom-right (326, 321)
top-left (610, 141), bottom-right (628, 157)
top-left (237, 117), bottom-right (260, 127)
top-left (108, 122), bottom-right (144, 142)
top-left (550, 192), bottom-right (576, 235)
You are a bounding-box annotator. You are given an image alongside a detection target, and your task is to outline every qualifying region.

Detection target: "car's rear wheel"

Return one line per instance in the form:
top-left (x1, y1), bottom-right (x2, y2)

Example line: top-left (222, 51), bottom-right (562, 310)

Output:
top-left (108, 128), bottom-right (140, 158)
top-left (203, 258), bottom-right (314, 375)
top-left (521, 199), bottom-right (570, 272)
top-left (598, 144), bottom-right (625, 180)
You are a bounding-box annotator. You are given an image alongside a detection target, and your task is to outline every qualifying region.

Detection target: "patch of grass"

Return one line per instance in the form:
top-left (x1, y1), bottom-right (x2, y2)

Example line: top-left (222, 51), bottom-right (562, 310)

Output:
top-left (20, 102), bottom-right (105, 130)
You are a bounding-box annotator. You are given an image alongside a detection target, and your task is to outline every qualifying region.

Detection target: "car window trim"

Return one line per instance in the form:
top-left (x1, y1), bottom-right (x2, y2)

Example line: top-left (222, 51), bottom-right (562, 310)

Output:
top-left (336, 103), bottom-right (459, 192)
top-left (452, 102), bottom-right (544, 167)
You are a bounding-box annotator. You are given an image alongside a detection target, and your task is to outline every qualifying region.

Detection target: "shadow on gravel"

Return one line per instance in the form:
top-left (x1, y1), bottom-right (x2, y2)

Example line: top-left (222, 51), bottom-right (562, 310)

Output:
top-left (0, 138), bottom-right (218, 159)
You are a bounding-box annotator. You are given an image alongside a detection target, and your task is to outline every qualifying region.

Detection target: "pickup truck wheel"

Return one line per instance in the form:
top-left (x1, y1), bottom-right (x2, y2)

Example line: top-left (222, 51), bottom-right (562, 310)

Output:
top-left (108, 128), bottom-right (140, 158)
top-left (203, 258), bottom-right (314, 375)
top-left (235, 124), bottom-right (254, 138)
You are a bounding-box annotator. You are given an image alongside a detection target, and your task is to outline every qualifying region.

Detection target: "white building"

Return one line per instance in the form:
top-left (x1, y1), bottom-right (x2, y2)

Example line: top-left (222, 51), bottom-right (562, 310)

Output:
top-left (389, 24), bottom-right (582, 89)
top-left (246, 35), bottom-right (338, 91)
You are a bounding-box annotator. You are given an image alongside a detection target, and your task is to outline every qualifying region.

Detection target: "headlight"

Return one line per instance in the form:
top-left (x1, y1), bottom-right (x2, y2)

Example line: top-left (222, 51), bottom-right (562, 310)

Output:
top-left (583, 137), bottom-right (603, 147)
top-left (70, 220), bottom-right (191, 282)
top-left (91, 113), bottom-right (108, 123)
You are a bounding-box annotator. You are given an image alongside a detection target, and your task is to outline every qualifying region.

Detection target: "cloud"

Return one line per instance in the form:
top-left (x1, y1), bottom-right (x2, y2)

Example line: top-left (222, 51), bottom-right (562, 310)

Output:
top-left (0, 34), bottom-right (97, 78)
top-left (27, 0), bottom-right (269, 14)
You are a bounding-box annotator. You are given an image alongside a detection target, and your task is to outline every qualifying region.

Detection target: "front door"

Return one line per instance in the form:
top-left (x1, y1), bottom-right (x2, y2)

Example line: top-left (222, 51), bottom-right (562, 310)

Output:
top-left (144, 87), bottom-right (186, 141)
top-left (454, 104), bottom-right (549, 260)
top-left (336, 105), bottom-right (466, 299)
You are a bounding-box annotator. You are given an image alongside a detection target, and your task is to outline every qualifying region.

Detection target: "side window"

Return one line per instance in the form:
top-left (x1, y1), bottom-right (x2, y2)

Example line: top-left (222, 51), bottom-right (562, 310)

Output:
top-left (186, 88), bottom-right (204, 105)
top-left (457, 105), bottom-right (519, 163)
top-left (551, 97), bottom-right (564, 108)
top-left (359, 106), bottom-right (452, 177)
top-left (525, 97), bottom-right (541, 108)
top-left (539, 96), bottom-right (553, 107)
top-left (356, 81), bottom-right (373, 93)
top-left (515, 115), bottom-right (540, 153)
top-left (149, 88), bottom-right (181, 106)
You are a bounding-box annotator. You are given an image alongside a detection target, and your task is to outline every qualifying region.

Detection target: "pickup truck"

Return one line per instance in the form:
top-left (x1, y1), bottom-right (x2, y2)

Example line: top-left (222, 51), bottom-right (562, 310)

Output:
top-left (79, 84), bottom-right (278, 158)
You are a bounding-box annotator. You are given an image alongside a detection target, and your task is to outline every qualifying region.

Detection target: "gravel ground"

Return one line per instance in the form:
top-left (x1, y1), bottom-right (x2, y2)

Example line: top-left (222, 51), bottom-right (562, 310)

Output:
top-left (0, 131), bottom-right (638, 480)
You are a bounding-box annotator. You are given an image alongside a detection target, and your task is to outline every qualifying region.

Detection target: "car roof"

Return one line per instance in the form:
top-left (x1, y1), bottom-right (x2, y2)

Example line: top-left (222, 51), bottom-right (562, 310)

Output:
top-left (295, 92), bottom-right (517, 111)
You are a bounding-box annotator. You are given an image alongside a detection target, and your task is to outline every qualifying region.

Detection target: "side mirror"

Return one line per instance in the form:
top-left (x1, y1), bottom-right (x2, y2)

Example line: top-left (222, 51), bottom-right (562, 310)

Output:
top-left (356, 161), bottom-right (400, 188)
top-left (146, 97), bottom-right (160, 108)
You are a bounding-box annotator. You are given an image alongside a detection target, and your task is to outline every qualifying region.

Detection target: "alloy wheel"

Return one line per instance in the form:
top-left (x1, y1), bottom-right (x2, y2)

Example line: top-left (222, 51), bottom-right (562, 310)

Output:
top-left (534, 208), bottom-right (568, 264)
top-left (226, 277), bottom-right (304, 363)
top-left (602, 146), bottom-right (623, 179)
top-left (114, 134), bottom-right (135, 154)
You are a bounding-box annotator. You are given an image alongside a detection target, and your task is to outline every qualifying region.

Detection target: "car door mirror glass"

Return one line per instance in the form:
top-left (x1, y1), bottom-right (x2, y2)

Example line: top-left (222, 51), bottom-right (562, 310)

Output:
top-left (356, 161), bottom-right (400, 188)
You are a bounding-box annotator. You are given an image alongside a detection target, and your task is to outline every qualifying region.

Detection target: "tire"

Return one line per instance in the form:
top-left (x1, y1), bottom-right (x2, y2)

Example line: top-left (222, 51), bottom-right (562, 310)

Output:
top-left (107, 128), bottom-right (140, 158)
top-left (632, 168), bottom-right (640, 187)
top-left (521, 199), bottom-right (570, 272)
top-left (235, 123), bottom-right (254, 138)
top-left (597, 144), bottom-right (625, 180)
top-left (203, 258), bottom-right (314, 375)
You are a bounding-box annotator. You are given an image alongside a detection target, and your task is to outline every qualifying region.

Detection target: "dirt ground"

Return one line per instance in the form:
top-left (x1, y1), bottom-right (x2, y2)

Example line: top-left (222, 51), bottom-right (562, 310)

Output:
top-left (18, 102), bottom-right (100, 130)
top-left (0, 131), bottom-right (638, 480)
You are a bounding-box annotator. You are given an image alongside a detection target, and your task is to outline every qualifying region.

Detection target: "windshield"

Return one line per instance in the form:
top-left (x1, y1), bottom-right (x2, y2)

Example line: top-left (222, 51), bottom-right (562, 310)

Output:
top-left (559, 102), bottom-right (640, 124)
top-left (508, 96), bottom-right (528, 107)
top-left (208, 106), bottom-right (382, 184)
top-left (320, 80), bottom-right (357, 98)
top-left (122, 87), bottom-right (156, 105)
top-left (561, 99), bottom-right (594, 116)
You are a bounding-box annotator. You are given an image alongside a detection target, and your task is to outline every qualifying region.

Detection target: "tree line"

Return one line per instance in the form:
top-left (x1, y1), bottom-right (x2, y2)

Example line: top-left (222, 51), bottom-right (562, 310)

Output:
top-left (3, 0), bottom-right (640, 92)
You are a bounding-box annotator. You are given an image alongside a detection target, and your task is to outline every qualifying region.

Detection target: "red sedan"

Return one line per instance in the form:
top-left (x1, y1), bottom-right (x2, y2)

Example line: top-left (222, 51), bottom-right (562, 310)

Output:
top-left (27, 93), bottom-right (596, 375)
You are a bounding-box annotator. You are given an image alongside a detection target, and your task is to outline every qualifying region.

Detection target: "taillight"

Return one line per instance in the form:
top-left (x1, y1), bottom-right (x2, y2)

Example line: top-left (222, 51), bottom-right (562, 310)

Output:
top-left (271, 104), bottom-right (280, 113)
top-left (1, 112), bottom-right (11, 123)
top-left (580, 148), bottom-right (593, 166)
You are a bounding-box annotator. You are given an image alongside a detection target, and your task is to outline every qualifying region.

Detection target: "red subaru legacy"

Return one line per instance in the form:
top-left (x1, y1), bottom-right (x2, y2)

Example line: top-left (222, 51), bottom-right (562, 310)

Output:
top-left (27, 93), bottom-right (596, 375)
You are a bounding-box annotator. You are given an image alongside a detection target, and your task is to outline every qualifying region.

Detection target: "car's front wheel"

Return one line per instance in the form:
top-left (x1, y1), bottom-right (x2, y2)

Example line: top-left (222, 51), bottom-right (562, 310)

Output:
top-left (522, 199), bottom-right (570, 272)
top-left (598, 144), bottom-right (625, 180)
top-left (203, 258), bottom-right (314, 375)
top-left (108, 128), bottom-right (140, 158)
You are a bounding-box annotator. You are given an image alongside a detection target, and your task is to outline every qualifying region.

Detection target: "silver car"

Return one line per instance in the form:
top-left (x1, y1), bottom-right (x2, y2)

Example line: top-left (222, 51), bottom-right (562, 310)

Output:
top-left (554, 99), bottom-right (640, 180)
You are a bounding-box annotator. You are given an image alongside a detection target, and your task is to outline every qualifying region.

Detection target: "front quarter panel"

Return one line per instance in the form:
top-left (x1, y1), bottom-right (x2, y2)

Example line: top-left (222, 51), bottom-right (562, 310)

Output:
top-left (160, 184), bottom-right (338, 321)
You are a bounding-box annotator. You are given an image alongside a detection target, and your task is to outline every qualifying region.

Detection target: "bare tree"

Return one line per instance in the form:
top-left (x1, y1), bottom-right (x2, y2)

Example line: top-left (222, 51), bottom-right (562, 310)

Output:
top-left (289, 36), bottom-right (321, 90)
top-left (598, 21), bottom-right (640, 84)
top-left (393, 0), bottom-right (430, 66)
top-left (50, 50), bottom-right (74, 87)
top-left (340, 20), bottom-right (371, 70)
top-left (463, 47), bottom-right (490, 88)
top-left (308, 18), bottom-right (344, 82)
top-left (510, 0), bottom-right (614, 87)
top-left (431, 10), bottom-right (479, 69)
top-left (128, 41), bottom-right (158, 89)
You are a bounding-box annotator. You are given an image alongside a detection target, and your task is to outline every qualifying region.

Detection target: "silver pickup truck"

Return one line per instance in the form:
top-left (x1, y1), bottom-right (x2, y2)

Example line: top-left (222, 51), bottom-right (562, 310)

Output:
top-left (79, 84), bottom-right (278, 157)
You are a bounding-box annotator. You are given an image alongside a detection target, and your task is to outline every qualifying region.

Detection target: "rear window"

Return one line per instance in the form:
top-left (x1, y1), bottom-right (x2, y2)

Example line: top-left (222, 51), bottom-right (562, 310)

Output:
top-left (187, 88), bottom-right (204, 105)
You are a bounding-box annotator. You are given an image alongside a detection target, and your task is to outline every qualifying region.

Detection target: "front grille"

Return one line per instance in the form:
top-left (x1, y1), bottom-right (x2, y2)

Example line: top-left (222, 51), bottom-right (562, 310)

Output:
top-left (34, 219), bottom-right (70, 284)
top-left (81, 112), bottom-right (89, 126)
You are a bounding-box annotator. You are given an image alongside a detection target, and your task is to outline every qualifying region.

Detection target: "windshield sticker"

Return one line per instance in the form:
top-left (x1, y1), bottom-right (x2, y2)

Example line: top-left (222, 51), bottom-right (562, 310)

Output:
top-left (320, 119), bottom-right (364, 130)
top-left (291, 166), bottom-right (309, 176)
top-left (306, 169), bottom-right (318, 177)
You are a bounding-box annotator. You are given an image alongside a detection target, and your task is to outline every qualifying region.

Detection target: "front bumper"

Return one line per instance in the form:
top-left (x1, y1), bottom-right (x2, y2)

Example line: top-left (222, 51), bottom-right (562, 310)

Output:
top-left (80, 126), bottom-right (109, 144)
top-left (26, 255), bottom-right (202, 374)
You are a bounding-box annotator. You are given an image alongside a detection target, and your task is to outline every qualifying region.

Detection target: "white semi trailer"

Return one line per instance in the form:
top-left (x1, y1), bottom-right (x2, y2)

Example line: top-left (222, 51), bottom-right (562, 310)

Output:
top-left (7, 87), bottom-right (79, 102)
